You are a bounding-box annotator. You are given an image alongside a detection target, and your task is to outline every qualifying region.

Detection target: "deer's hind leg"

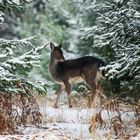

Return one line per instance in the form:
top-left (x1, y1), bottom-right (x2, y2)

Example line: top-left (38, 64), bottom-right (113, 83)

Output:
top-left (54, 84), bottom-right (64, 108)
top-left (86, 81), bottom-right (97, 107)
top-left (84, 69), bottom-right (98, 107)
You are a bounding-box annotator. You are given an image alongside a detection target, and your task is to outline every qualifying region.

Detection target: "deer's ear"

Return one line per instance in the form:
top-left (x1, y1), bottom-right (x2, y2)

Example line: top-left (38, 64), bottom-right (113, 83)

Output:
top-left (58, 43), bottom-right (62, 49)
top-left (50, 42), bottom-right (55, 50)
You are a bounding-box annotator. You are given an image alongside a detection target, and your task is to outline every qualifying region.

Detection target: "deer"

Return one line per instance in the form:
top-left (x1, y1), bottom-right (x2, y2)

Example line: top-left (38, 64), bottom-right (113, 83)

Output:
top-left (49, 42), bottom-right (106, 108)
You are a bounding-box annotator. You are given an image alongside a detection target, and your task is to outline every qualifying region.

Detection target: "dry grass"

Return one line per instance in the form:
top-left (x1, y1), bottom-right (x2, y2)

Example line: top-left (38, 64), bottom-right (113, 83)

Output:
top-left (89, 99), bottom-right (140, 139)
top-left (0, 90), bottom-right (139, 140)
top-left (0, 91), bottom-right (42, 134)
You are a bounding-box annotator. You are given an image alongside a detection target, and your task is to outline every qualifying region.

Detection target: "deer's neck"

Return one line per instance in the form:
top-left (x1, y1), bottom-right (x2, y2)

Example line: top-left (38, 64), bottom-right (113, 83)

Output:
top-left (50, 58), bottom-right (64, 65)
top-left (50, 54), bottom-right (65, 65)
top-left (49, 57), bottom-right (65, 81)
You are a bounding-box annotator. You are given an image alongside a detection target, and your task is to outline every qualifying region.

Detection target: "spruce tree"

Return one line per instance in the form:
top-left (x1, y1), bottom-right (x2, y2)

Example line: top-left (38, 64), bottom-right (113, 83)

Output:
top-left (0, 0), bottom-right (47, 96)
top-left (0, 0), bottom-right (47, 134)
top-left (72, 0), bottom-right (140, 98)
top-left (94, 0), bottom-right (140, 98)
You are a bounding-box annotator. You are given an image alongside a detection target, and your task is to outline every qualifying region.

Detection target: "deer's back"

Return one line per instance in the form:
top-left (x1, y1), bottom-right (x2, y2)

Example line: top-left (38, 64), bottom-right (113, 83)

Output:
top-left (49, 56), bottom-right (105, 83)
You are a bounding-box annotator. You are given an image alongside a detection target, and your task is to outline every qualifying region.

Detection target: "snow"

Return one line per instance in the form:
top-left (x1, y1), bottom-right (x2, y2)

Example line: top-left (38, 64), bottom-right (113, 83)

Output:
top-left (12, 0), bottom-right (32, 5)
top-left (12, 0), bottom-right (20, 4)
top-left (0, 11), bottom-right (4, 23)
top-left (0, 96), bottom-right (140, 140)
top-left (33, 94), bottom-right (139, 140)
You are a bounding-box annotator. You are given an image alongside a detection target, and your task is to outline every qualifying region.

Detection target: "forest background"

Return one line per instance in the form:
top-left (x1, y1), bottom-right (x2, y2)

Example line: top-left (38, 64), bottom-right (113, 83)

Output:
top-left (0, 0), bottom-right (139, 138)
top-left (0, 0), bottom-right (140, 102)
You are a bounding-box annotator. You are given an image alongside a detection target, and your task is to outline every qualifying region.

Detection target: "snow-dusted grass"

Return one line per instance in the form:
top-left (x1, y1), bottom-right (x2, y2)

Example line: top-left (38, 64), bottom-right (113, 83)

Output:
top-left (37, 95), bottom-right (140, 140)
top-left (0, 94), bottom-right (139, 140)
top-left (40, 106), bottom-right (139, 140)
top-left (40, 106), bottom-right (94, 139)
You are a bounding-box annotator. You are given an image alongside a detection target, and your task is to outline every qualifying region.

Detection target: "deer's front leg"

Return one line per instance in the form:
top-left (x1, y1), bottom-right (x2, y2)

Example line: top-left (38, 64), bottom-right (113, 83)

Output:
top-left (54, 84), bottom-right (63, 108)
top-left (64, 80), bottom-right (72, 108)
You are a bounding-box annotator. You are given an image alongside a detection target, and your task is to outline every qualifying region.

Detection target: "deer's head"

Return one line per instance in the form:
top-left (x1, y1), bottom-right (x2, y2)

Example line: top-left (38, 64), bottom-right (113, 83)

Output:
top-left (50, 43), bottom-right (65, 62)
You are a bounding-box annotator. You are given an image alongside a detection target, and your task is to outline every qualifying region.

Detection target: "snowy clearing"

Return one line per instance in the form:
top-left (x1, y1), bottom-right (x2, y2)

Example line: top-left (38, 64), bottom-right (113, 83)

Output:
top-left (0, 95), bottom-right (139, 140)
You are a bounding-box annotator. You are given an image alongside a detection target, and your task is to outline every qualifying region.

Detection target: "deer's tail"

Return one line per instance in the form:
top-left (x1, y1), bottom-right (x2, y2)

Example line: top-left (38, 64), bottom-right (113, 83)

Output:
top-left (98, 60), bottom-right (106, 79)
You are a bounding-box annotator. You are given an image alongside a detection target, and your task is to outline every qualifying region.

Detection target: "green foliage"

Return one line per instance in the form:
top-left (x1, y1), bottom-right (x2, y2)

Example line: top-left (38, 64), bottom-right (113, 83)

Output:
top-left (0, 0), bottom-right (30, 19)
top-left (2, 0), bottom-right (139, 99)
top-left (0, 0), bottom-right (47, 95)
top-left (98, 0), bottom-right (140, 68)
top-left (71, 0), bottom-right (107, 56)
top-left (94, 0), bottom-right (140, 98)
top-left (19, 0), bottom-right (76, 46)
top-left (71, 0), bottom-right (140, 98)
top-left (0, 0), bottom-right (28, 12)
top-left (0, 37), bottom-right (48, 94)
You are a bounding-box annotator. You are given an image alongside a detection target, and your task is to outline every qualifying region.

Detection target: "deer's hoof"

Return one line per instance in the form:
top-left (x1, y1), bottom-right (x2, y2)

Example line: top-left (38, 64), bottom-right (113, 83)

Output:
top-left (54, 104), bottom-right (58, 108)
top-left (69, 105), bottom-right (72, 108)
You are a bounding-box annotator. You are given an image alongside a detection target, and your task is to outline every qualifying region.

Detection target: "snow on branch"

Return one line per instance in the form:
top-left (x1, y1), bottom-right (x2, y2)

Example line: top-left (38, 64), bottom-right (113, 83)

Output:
top-left (94, 0), bottom-right (140, 81)
top-left (0, 37), bottom-right (48, 94)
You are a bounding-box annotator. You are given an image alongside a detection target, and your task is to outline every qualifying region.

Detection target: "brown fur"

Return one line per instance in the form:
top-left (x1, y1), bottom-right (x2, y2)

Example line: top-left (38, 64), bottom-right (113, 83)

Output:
top-left (49, 43), bottom-right (105, 108)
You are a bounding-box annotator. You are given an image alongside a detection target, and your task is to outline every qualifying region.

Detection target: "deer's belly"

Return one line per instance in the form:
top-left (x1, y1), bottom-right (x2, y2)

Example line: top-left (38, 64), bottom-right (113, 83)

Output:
top-left (55, 76), bottom-right (84, 85)
top-left (69, 76), bottom-right (84, 84)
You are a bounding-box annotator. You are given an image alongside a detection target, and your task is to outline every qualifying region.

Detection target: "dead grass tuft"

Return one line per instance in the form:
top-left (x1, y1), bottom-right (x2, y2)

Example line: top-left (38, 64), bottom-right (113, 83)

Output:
top-left (89, 99), bottom-right (140, 139)
top-left (0, 90), bottom-right (42, 134)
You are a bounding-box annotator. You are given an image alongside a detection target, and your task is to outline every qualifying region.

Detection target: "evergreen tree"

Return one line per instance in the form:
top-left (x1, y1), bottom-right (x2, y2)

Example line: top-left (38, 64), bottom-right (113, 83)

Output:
top-left (71, 0), bottom-right (109, 56)
top-left (0, 0), bottom-right (47, 95)
top-left (71, 0), bottom-right (140, 98)
top-left (0, 37), bottom-right (48, 94)
top-left (94, 0), bottom-right (140, 98)
top-left (0, 0), bottom-right (47, 134)
top-left (0, 0), bottom-right (31, 39)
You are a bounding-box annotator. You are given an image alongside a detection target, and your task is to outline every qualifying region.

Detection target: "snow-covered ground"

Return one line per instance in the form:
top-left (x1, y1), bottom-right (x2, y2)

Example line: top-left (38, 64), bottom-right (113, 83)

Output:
top-left (40, 106), bottom-right (94, 140)
top-left (40, 105), bottom-right (140, 140)
top-left (0, 95), bottom-right (139, 140)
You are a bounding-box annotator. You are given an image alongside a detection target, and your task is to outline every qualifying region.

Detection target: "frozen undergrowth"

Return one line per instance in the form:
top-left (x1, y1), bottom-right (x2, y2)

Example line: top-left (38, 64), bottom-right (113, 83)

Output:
top-left (0, 95), bottom-right (139, 140)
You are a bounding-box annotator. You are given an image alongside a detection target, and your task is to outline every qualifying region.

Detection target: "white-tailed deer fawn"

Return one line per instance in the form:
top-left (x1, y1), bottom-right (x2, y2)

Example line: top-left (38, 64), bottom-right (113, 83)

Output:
top-left (49, 43), bottom-right (105, 108)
